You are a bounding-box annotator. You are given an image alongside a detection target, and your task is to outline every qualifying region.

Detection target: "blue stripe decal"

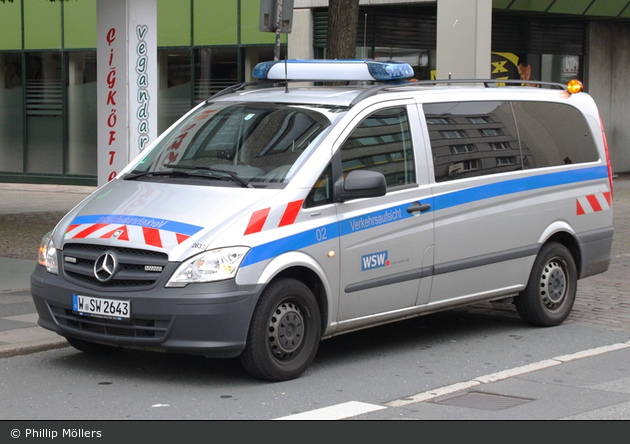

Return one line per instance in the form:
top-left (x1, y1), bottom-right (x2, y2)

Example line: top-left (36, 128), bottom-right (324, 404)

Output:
top-left (70, 214), bottom-right (204, 236)
top-left (242, 222), bottom-right (340, 267)
top-left (434, 166), bottom-right (608, 211)
top-left (241, 165), bottom-right (609, 268)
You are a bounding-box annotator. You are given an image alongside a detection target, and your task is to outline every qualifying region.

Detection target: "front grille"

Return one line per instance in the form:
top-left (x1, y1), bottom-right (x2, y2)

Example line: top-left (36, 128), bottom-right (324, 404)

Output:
top-left (50, 305), bottom-right (169, 339)
top-left (62, 243), bottom-right (169, 289)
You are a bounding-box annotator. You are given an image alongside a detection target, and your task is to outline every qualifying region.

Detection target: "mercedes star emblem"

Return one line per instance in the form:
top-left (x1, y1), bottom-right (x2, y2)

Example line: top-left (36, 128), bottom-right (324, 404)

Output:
top-left (94, 252), bottom-right (118, 282)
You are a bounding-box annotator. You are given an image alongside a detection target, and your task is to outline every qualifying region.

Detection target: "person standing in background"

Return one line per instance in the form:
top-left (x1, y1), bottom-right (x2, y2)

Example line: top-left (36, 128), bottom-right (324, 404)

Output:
top-left (517, 53), bottom-right (539, 87)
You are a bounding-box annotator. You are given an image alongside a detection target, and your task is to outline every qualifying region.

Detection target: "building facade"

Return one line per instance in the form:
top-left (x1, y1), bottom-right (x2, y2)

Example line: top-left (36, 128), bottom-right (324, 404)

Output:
top-left (1, 0), bottom-right (629, 185)
top-left (0, 0), bottom-right (285, 185)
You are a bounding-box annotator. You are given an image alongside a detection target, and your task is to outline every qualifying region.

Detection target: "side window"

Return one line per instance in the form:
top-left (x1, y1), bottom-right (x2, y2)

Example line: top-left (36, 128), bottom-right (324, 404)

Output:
top-left (340, 107), bottom-right (416, 189)
top-left (511, 101), bottom-right (599, 167)
top-left (424, 101), bottom-right (523, 182)
top-left (304, 163), bottom-right (333, 208)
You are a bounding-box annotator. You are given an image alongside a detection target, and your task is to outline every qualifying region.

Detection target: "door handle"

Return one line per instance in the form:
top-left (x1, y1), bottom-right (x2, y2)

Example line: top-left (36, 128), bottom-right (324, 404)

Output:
top-left (407, 201), bottom-right (431, 213)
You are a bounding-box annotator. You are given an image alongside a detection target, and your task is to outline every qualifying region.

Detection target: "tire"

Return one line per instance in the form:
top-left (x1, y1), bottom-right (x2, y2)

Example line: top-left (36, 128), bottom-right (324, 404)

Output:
top-left (239, 278), bottom-right (321, 382)
top-left (516, 242), bottom-right (577, 327)
top-left (65, 336), bottom-right (118, 354)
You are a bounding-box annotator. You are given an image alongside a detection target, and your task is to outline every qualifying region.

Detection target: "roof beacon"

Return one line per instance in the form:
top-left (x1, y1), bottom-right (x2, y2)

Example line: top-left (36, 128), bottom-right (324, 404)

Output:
top-left (567, 79), bottom-right (584, 94)
top-left (252, 59), bottom-right (415, 82)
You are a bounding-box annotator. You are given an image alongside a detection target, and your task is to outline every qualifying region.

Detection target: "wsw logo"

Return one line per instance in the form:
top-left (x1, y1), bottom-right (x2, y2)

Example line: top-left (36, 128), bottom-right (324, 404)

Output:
top-left (361, 251), bottom-right (389, 271)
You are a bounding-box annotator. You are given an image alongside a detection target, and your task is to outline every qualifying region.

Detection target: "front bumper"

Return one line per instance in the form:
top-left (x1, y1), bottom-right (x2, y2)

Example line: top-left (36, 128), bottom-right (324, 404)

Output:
top-left (30, 264), bottom-right (264, 358)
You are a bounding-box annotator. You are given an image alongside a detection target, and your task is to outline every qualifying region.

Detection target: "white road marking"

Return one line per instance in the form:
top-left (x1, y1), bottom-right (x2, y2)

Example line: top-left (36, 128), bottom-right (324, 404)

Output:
top-left (273, 401), bottom-right (386, 420)
top-left (386, 341), bottom-right (630, 408)
top-left (271, 341), bottom-right (630, 418)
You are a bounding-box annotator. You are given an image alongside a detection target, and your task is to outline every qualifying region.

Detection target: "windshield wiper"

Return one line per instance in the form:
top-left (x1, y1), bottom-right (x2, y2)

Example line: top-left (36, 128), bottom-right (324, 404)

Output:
top-left (170, 165), bottom-right (254, 188)
top-left (123, 170), bottom-right (210, 181)
top-left (124, 165), bottom-right (253, 188)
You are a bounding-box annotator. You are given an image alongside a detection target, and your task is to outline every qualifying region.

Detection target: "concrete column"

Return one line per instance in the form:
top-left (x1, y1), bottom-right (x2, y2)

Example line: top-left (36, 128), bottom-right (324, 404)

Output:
top-left (96, 0), bottom-right (158, 186)
top-left (436, 0), bottom-right (492, 80)
top-left (244, 47), bottom-right (261, 83)
top-left (587, 21), bottom-right (630, 174)
top-left (287, 8), bottom-right (314, 60)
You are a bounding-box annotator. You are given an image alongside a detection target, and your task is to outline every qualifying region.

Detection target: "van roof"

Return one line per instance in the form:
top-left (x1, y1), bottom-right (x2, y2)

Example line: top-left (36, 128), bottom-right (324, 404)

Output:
top-left (209, 78), bottom-right (575, 109)
top-left (209, 60), bottom-right (576, 108)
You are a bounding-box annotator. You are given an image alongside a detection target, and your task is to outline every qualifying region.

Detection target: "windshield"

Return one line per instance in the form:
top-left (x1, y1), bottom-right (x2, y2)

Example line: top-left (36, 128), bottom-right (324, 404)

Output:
top-left (126, 101), bottom-right (345, 187)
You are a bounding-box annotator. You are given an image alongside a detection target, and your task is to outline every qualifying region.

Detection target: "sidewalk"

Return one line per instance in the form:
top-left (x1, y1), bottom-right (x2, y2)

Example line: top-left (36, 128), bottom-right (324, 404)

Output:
top-left (0, 183), bottom-right (97, 357)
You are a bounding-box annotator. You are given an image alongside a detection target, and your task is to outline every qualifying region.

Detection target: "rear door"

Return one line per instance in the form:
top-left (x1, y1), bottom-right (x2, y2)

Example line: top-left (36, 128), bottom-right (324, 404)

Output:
top-left (421, 99), bottom-right (604, 305)
top-left (334, 100), bottom-right (435, 322)
top-left (423, 100), bottom-right (534, 305)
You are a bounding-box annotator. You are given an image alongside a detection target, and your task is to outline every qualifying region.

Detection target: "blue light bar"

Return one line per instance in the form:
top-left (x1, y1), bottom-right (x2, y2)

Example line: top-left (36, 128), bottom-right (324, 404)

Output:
top-left (252, 59), bottom-right (414, 82)
top-left (367, 61), bottom-right (415, 81)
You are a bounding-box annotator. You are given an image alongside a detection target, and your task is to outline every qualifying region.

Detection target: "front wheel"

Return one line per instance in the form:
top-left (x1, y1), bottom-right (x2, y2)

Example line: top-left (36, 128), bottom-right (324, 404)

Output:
top-left (516, 242), bottom-right (577, 327)
top-left (240, 278), bottom-right (321, 382)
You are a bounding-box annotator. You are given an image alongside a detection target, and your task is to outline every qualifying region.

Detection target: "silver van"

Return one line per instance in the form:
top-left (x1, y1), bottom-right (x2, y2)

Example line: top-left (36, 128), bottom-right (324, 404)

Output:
top-left (31, 60), bottom-right (614, 381)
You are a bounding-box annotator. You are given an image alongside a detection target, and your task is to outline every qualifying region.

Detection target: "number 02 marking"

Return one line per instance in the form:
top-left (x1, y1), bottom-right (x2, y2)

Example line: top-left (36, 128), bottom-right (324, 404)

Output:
top-left (316, 227), bottom-right (327, 242)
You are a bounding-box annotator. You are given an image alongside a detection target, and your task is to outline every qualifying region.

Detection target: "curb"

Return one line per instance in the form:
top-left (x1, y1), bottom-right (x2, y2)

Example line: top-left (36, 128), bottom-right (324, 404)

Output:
top-left (0, 337), bottom-right (69, 359)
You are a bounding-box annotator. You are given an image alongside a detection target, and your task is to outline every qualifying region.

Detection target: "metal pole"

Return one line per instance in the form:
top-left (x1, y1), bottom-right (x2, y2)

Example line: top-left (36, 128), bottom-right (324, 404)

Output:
top-left (274, 0), bottom-right (282, 60)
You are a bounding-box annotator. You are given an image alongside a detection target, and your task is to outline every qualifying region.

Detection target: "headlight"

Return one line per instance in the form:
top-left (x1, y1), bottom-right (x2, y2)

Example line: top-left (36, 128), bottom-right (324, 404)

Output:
top-left (166, 247), bottom-right (250, 287)
top-left (38, 232), bottom-right (58, 275)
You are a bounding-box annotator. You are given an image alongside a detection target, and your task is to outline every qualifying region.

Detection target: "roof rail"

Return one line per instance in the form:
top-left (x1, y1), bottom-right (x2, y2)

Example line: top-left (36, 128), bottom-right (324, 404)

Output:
top-left (349, 78), bottom-right (568, 107)
top-left (206, 80), bottom-right (273, 102)
top-left (207, 78), bottom-right (322, 101)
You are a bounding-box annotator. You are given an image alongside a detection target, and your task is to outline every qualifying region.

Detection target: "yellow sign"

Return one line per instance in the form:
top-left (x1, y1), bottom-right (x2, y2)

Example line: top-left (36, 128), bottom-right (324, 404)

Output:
top-left (430, 53), bottom-right (523, 84)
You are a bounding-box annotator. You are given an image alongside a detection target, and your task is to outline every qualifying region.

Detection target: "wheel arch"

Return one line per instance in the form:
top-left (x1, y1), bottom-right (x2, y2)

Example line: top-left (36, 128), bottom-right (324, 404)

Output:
top-left (540, 229), bottom-right (582, 279)
top-left (271, 266), bottom-right (329, 332)
top-left (257, 252), bottom-right (332, 335)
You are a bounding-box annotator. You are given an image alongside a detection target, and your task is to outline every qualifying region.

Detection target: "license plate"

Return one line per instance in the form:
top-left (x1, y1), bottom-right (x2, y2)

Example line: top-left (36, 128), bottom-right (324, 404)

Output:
top-left (72, 294), bottom-right (131, 320)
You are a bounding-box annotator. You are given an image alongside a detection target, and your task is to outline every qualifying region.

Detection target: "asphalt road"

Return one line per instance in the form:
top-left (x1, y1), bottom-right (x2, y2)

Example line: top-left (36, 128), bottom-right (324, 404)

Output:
top-left (0, 179), bottom-right (628, 421)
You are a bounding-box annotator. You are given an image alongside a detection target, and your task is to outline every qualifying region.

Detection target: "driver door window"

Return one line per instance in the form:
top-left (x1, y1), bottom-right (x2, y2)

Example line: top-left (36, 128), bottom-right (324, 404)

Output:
top-left (340, 107), bottom-right (416, 188)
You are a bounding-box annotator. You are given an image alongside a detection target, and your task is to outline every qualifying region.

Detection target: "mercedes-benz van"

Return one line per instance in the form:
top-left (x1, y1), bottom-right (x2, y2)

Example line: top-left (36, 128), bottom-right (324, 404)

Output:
top-left (31, 60), bottom-right (614, 381)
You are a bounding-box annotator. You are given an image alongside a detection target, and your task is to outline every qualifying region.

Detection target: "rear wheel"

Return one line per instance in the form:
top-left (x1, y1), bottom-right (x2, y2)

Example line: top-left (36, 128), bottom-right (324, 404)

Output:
top-left (516, 242), bottom-right (577, 327)
top-left (240, 278), bottom-right (321, 382)
top-left (65, 336), bottom-right (118, 354)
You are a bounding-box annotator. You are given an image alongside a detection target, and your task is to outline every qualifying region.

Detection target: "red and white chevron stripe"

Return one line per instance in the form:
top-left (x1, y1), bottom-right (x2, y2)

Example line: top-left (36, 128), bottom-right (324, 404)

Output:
top-left (65, 223), bottom-right (190, 249)
top-left (576, 192), bottom-right (612, 215)
top-left (244, 199), bottom-right (304, 235)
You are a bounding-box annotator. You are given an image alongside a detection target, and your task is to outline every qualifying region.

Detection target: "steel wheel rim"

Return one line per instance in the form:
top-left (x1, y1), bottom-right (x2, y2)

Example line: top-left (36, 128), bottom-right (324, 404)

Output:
top-left (268, 301), bottom-right (304, 360)
top-left (540, 258), bottom-right (567, 310)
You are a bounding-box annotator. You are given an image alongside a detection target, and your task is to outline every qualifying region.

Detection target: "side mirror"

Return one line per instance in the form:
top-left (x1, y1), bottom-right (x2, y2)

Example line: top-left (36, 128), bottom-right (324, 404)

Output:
top-left (337, 170), bottom-right (387, 202)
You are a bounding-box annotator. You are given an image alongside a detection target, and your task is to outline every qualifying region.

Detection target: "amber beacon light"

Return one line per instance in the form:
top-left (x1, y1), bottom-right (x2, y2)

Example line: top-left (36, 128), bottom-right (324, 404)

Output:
top-left (567, 79), bottom-right (584, 94)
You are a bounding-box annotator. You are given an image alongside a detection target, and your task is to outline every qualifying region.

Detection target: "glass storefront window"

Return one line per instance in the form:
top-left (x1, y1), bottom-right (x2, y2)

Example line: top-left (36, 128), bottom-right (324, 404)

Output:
top-left (541, 54), bottom-right (580, 84)
top-left (193, 47), bottom-right (238, 105)
top-left (0, 52), bottom-right (23, 172)
top-left (25, 51), bottom-right (63, 174)
top-left (158, 49), bottom-right (192, 134)
top-left (66, 51), bottom-right (97, 176)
